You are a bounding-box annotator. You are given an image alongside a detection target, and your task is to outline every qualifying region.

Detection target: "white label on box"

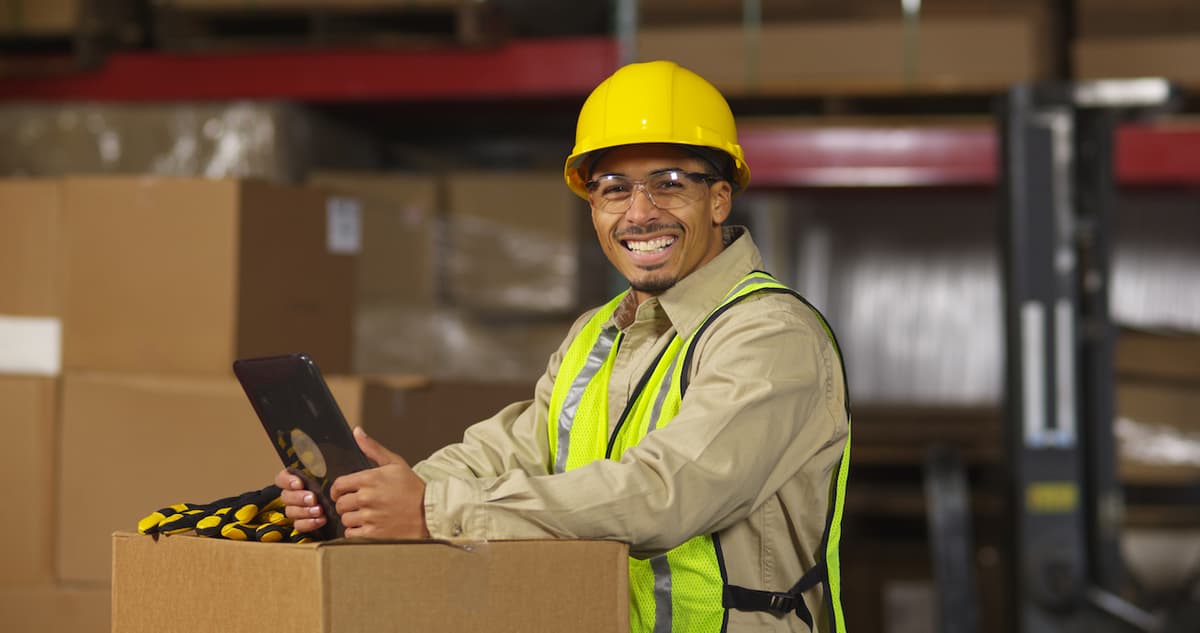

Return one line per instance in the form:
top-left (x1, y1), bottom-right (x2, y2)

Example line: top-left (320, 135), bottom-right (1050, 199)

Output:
top-left (0, 315), bottom-right (62, 376)
top-left (326, 197), bottom-right (363, 255)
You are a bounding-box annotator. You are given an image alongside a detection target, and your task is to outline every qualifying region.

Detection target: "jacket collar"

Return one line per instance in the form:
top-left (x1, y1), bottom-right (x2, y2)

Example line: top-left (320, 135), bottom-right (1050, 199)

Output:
top-left (607, 225), bottom-right (764, 340)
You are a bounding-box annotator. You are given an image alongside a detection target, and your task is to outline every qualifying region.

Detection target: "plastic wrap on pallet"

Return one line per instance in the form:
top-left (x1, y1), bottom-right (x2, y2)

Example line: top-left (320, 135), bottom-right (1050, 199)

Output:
top-left (0, 102), bottom-right (379, 182)
top-left (443, 171), bottom-right (609, 317)
top-left (1116, 415), bottom-right (1200, 470)
top-left (763, 191), bottom-right (1004, 406)
top-left (837, 242), bottom-right (1003, 405)
top-left (354, 304), bottom-right (573, 384)
top-left (1112, 192), bottom-right (1200, 332)
top-left (752, 188), bottom-right (1200, 406)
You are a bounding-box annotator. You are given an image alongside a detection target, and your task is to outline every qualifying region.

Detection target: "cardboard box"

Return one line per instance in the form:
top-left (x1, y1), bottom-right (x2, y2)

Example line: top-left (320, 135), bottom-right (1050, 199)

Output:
top-left (307, 171), bottom-right (441, 307)
top-left (0, 180), bottom-right (60, 317)
top-left (60, 177), bottom-right (357, 376)
top-left (0, 102), bottom-right (379, 182)
top-left (56, 371), bottom-right (285, 583)
top-left (354, 304), bottom-right (573, 382)
top-left (0, 0), bottom-right (80, 34)
top-left (112, 532), bottom-right (629, 633)
top-left (352, 375), bottom-right (534, 464)
top-left (0, 585), bottom-right (110, 633)
top-left (0, 376), bottom-right (57, 585)
top-left (638, 17), bottom-right (1050, 95)
top-left (1076, 0), bottom-right (1200, 38)
top-left (55, 370), bottom-right (528, 582)
top-left (1116, 329), bottom-right (1200, 384)
top-left (640, 0), bottom-right (1047, 25)
top-left (162, 0), bottom-right (464, 9)
top-left (0, 180), bottom-right (62, 375)
top-left (1075, 36), bottom-right (1200, 86)
top-left (444, 171), bottom-right (606, 316)
top-left (1116, 381), bottom-right (1200, 485)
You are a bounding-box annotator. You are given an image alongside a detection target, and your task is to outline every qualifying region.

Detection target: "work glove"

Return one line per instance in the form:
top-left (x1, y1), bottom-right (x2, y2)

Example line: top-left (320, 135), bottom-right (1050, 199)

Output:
top-left (137, 484), bottom-right (314, 543)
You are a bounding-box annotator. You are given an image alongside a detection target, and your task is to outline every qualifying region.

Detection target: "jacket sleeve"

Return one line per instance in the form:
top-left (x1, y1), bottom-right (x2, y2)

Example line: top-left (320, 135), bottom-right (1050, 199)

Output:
top-left (421, 294), bottom-right (849, 555)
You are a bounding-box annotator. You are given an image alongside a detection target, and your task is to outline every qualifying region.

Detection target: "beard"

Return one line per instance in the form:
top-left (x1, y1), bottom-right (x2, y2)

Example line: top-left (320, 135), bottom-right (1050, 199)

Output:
top-left (615, 222), bottom-right (684, 296)
top-left (628, 268), bottom-right (678, 295)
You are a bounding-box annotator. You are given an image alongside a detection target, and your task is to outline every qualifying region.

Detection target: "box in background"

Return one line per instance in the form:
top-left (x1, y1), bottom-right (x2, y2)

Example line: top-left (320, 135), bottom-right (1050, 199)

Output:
top-left (55, 369), bottom-right (528, 583)
top-left (1116, 380), bottom-right (1200, 485)
top-left (444, 171), bottom-right (607, 316)
top-left (0, 103), bottom-right (380, 182)
top-left (112, 532), bottom-right (629, 633)
top-left (353, 304), bottom-right (573, 383)
top-left (1075, 37), bottom-right (1200, 86)
top-left (347, 375), bottom-right (535, 464)
top-left (639, 0), bottom-right (1049, 26)
top-left (0, 0), bottom-right (140, 36)
top-left (1075, 0), bottom-right (1200, 38)
top-left (56, 371), bottom-right (284, 583)
top-left (60, 177), bottom-right (357, 376)
top-left (1116, 329), bottom-right (1200, 385)
top-left (0, 179), bottom-right (62, 375)
top-left (638, 16), bottom-right (1051, 95)
top-left (307, 171), bottom-right (441, 307)
top-left (0, 376), bottom-right (57, 585)
top-left (0, 585), bottom-right (110, 633)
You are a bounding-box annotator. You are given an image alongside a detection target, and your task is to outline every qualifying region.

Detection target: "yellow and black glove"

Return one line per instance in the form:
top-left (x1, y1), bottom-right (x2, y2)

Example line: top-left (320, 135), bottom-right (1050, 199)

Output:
top-left (137, 484), bottom-right (314, 543)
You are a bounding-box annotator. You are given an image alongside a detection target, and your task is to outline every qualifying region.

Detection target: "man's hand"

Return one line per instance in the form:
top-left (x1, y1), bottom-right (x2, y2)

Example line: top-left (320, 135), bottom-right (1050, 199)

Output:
top-left (276, 427), bottom-right (430, 539)
top-left (330, 427), bottom-right (431, 539)
top-left (276, 468), bottom-right (327, 535)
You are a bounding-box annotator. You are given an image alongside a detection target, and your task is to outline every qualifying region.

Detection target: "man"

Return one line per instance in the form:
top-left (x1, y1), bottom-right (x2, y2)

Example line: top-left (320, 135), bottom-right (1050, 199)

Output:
top-left (278, 60), bottom-right (851, 633)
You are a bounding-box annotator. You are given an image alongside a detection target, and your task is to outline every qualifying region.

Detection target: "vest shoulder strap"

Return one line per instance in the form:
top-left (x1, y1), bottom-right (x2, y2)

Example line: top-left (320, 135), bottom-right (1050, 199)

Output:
top-left (693, 271), bottom-right (850, 633)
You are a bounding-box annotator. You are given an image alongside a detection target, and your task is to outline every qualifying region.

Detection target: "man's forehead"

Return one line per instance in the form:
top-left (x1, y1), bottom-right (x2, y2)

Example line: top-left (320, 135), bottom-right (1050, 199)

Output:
top-left (591, 144), bottom-right (705, 175)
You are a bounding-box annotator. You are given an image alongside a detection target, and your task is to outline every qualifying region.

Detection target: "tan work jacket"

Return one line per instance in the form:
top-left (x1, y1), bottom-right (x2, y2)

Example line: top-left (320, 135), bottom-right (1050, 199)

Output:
top-left (415, 226), bottom-right (849, 632)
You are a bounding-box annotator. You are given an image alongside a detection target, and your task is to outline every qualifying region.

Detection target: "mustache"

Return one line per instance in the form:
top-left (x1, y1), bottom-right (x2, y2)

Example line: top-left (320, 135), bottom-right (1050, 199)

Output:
top-left (614, 222), bottom-right (683, 240)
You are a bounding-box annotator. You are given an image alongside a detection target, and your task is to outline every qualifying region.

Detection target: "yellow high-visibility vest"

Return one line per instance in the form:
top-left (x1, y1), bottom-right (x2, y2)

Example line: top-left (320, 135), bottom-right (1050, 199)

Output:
top-left (548, 271), bottom-right (851, 633)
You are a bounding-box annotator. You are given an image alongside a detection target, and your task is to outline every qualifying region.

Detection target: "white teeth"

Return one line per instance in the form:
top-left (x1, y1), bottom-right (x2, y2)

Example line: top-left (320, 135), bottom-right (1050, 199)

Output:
top-left (626, 236), bottom-right (675, 252)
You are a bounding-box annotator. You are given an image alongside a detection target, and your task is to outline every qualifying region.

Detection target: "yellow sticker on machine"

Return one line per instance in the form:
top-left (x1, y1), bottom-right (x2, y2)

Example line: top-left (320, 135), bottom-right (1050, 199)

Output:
top-left (1026, 481), bottom-right (1079, 513)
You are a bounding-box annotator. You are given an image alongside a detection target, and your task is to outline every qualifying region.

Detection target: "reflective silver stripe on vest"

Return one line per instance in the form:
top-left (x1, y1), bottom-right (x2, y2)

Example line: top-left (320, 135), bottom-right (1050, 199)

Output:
top-left (554, 326), bottom-right (619, 474)
top-left (651, 555), bottom-right (673, 633)
top-left (723, 274), bottom-right (772, 302)
top-left (646, 353), bottom-right (680, 433)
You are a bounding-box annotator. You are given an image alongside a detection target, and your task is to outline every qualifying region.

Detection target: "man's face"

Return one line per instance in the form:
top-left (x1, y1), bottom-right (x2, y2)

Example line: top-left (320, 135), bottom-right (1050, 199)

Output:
top-left (587, 144), bottom-right (732, 304)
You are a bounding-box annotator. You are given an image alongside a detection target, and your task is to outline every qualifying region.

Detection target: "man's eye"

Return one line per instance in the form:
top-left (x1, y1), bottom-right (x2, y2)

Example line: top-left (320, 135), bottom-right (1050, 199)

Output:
top-left (602, 182), bottom-right (631, 195)
top-left (654, 178), bottom-right (685, 191)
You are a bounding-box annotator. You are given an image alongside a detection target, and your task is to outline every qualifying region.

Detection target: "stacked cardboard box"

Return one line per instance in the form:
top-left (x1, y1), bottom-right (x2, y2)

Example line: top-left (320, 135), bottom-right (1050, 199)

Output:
top-left (311, 170), bottom-right (607, 382)
top-left (1114, 328), bottom-right (1200, 486)
top-left (0, 179), bottom-right (108, 631)
top-left (3, 173), bottom-right (607, 629)
top-left (0, 102), bottom-right (380, 182)
top-left (636, 0), bottom-right (1052, 95)
top-left (1074, 0), bottom-right (1200, 85)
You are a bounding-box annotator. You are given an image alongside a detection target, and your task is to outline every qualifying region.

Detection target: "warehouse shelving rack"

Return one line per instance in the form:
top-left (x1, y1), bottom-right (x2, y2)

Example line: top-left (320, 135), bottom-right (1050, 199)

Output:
top-left (3, 36), bottom-right (1200, 188)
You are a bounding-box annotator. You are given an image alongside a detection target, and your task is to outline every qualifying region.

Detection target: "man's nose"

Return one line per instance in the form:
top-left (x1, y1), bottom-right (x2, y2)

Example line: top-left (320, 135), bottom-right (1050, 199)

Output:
top-left (623, 184), bottom-right (660, 223)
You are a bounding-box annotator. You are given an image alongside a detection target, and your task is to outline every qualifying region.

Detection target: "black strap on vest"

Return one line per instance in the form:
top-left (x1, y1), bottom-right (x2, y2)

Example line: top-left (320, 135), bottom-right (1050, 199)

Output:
top-left (682, 272), bottom-right (851, 632)
top-left (724, 558), bottom-right (827, 629)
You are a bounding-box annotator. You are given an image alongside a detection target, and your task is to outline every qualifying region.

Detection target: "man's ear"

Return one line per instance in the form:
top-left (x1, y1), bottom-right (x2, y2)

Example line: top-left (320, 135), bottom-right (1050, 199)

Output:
top-left (710, 181), bottom-right (733, 225)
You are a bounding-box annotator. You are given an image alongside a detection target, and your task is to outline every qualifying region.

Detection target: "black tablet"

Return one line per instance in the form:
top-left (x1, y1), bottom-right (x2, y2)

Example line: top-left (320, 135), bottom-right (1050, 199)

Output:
top-left (233, 353), bottom-right (372, 540)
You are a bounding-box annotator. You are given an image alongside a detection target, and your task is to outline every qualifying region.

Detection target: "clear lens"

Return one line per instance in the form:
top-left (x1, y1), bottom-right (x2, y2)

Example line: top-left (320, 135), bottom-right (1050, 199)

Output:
top-left (587, 170), bottom-right (714, 213)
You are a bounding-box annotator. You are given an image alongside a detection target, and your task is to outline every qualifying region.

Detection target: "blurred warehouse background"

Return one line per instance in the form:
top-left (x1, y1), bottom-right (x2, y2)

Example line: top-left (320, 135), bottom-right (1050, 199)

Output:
top-left (2, 1), bottom-right (1200, 632)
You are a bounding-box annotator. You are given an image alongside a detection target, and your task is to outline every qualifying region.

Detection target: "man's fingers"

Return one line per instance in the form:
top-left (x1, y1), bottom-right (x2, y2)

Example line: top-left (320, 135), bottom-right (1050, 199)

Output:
top-left (354, 426), bottom-right (406, 467)
top-left (274, 468), bottom-right (303, 491)
top-left (292, 516), bottom-right (326, 534)
top-left (279, 488), bottom-right (315, 507)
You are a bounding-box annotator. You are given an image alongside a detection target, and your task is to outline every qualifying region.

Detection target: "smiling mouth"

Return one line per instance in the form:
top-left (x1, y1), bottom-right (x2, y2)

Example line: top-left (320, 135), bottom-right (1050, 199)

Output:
top-left (623, 236), bottom-right (676, 253)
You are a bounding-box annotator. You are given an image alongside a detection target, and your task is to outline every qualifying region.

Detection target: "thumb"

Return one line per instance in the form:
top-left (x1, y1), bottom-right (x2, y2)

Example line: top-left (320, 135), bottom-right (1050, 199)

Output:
top-left (354, 426), bottom-right (406, 467)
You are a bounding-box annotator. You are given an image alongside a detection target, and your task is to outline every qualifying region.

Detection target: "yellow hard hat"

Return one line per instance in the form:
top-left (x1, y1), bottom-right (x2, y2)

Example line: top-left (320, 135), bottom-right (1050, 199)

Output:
top-left (564, 60), bottom-right (750, 200)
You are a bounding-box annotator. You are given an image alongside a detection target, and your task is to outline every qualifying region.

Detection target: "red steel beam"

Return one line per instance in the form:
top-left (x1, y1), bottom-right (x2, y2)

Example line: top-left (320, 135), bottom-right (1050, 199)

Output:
top-left (0, 37), bottom-right (619, 102)
top-left (741, 123), bottom-right (1200, 188)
